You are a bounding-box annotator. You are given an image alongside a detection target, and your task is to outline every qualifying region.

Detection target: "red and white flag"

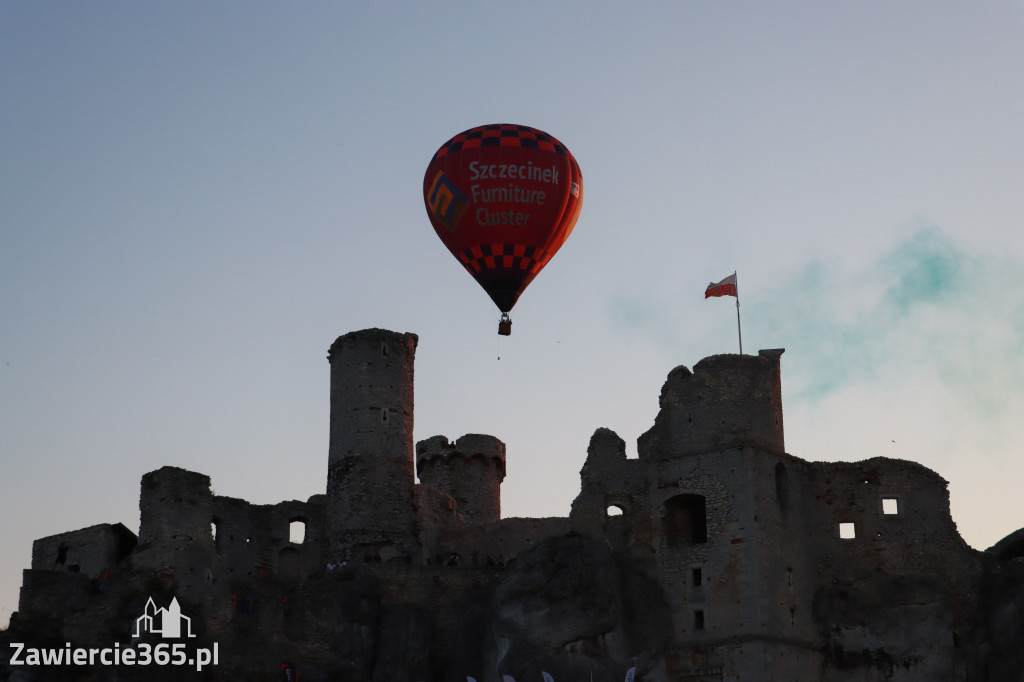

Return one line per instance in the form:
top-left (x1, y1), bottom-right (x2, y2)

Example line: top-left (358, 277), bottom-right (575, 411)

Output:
top-left (705, 273), bottom-right (737, 298)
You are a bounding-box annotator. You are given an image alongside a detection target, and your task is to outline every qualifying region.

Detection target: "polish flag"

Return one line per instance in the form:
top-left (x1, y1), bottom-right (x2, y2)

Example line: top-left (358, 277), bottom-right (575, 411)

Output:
top-left (705, 273), bottom-right (737, 298)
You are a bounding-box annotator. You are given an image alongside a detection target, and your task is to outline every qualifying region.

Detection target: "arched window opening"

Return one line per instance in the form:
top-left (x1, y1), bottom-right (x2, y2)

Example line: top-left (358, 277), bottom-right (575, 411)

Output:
top-left (604, 502), bottom-right (628, 550)
top-left (664, 494), bottom-right (707, 546)
top-left (289, 520), bottom-right (306, 545)
top-left (211, 520), bottom-right (219, 543)
top-left (775, 463), bottom-right (789, 509)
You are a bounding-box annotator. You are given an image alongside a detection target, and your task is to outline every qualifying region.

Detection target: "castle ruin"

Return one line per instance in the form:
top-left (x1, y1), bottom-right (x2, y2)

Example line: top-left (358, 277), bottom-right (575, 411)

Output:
top-left (3, 328), bottom-right (1023, 681)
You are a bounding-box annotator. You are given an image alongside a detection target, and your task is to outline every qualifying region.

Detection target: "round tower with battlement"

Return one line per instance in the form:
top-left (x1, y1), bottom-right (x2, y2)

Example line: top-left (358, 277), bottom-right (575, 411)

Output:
top-left (416, 433), bottom-right (506, 524)
top-left (326, 328), bottom-right (419, 561)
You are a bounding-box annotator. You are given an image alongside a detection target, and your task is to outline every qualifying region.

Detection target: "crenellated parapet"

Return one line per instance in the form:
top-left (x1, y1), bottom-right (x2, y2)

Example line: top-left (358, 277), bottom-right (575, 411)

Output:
top-left (417, 433), bottom-right (506, 524)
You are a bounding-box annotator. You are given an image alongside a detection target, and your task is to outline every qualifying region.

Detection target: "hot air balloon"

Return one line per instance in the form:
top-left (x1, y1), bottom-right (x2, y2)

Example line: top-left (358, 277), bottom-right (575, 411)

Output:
top-left (423, 123), bottom-right (583, 335)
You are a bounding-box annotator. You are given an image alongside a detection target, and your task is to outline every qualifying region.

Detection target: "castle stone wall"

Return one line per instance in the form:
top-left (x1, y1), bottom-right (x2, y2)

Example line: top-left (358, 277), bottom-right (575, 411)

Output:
top-left (433, 516), bottom-right (573, 568)
top-left (211, 494), bottom-right (325, 582)
top-left (30, 523), bottom-right (136, 579)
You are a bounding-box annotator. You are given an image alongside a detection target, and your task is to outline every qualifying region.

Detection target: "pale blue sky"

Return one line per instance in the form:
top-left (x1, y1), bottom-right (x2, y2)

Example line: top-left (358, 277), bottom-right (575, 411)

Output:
top-left (2, 1), bottom-right (1023, 624)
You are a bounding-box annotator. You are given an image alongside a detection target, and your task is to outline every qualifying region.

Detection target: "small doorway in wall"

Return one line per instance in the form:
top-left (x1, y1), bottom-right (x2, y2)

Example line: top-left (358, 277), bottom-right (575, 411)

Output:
top-left (278, 547), bottom-right (300, 578)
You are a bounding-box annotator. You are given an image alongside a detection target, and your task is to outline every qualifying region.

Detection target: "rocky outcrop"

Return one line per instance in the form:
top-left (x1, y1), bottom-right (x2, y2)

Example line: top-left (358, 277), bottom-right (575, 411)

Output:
top-left (490, 533), bottom-right (671, 682)
top-left (814, 576), bottom-right (957, 681)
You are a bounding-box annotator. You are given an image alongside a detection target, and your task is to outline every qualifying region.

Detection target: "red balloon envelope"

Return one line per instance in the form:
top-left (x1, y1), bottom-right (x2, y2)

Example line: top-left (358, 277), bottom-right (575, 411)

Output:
top-left (423, 123), bottom-right (583, 329)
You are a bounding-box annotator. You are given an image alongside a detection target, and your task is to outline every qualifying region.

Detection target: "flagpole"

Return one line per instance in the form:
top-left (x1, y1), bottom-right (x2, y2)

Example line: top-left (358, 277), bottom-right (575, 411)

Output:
top-left (734, 271), bottom-right (743, 354)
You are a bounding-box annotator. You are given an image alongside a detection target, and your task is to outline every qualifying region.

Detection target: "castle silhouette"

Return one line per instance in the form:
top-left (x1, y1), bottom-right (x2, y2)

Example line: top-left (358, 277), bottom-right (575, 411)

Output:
top-left (7, 328), bottom-right (1024, 681)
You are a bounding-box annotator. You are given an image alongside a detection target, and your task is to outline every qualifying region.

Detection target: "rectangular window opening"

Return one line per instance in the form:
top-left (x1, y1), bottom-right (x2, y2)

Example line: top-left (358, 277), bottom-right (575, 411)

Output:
top-left (882, 498), bottom-right (899, 515)
top-left (663, 494), bottom-right (707, 546)
top-left (692, 567), bottom-right (703, 587)
top-left (694, 609), bottom-right (705, 630)
top-left (838, 522), bottom-right (856, 539)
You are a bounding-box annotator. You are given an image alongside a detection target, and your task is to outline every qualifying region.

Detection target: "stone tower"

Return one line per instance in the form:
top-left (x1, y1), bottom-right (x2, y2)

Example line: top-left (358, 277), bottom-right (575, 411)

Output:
top-left (636, 349), bottom-right (785, 459)
top-left (326, 328), bottom-right (419, 561)
top-left (132, 466), bottom-right (214, 583)
top-left (416, 434), bottom-right (506, 524)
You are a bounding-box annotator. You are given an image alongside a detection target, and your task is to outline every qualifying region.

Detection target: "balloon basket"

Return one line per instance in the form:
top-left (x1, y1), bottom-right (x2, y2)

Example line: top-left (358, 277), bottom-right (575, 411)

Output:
top-left (498, 314), bottom-right (512, 336)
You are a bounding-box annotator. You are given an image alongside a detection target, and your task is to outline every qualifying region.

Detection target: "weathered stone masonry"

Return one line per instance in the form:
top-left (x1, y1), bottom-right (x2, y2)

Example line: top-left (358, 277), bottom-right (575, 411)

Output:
top-left (4, 328), bottom-right (1023, 682)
